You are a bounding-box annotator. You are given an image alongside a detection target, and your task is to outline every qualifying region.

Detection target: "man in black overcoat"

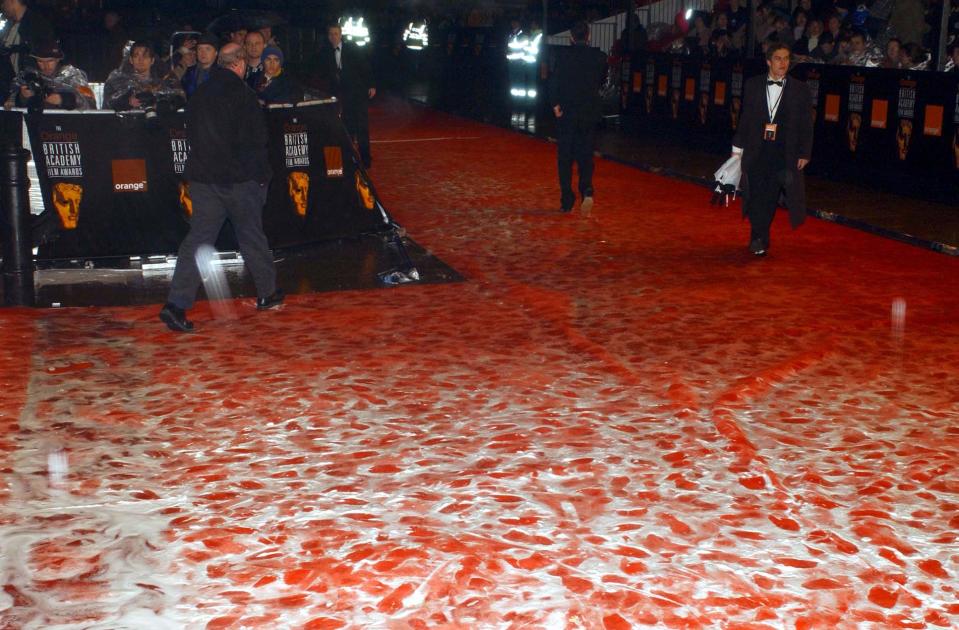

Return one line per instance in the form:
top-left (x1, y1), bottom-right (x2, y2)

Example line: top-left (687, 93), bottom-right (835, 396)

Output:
top-left (309, 23), bottom-right (376, 168)
top-left (549, 21), bottom-right (607, 214)
top-left (731, 43), bottom-right (813, 256)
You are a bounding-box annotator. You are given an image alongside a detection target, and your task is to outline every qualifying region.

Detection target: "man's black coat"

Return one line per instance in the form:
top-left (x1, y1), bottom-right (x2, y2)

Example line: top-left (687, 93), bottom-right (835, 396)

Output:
top-left (732, 73), bottom-right (814, 227)
top-left (308, 41), bottom-right (373, 109)
top-left (548, 44), bottom-right (607, 124)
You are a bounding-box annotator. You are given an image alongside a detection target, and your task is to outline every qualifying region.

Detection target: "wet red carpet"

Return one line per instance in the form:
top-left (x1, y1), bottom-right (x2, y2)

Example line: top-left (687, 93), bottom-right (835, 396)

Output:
top-left (2, 101), bottom-right (958, 629)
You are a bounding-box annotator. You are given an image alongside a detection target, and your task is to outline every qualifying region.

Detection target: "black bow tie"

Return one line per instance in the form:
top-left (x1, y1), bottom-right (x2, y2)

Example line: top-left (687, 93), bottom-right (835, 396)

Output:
top-left (767, 79), bottom-right (784, 86)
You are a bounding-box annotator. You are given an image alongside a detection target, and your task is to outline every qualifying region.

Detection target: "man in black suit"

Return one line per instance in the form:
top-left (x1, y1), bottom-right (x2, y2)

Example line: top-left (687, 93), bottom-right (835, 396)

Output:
top-left (310, 23), bottom-right (376, 168)
top-left (0, 0), bottom-right (55, 95)
top-left (731, 43), bottom-right (813, 256)
top-left (549, 21), bottom-right (607, 214)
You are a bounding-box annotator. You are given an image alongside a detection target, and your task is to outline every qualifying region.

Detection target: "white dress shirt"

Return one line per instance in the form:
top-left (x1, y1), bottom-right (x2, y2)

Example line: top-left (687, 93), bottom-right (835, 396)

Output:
top-left (732, 75), bottom-right (785, 155)
top-left (335, 46), bottom-right (341, 70)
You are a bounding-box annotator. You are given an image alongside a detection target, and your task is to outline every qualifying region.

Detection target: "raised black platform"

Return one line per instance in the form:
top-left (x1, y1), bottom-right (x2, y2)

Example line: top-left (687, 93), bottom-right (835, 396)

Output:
top-left (3, 235), bottom-right (461, 308)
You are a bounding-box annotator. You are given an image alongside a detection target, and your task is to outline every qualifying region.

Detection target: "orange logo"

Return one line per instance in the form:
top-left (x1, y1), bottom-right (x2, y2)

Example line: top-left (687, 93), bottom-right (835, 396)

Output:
top-left (111, 159), bottom-right (148, 192)
top-left (324, 146), bottom-right (344, 177)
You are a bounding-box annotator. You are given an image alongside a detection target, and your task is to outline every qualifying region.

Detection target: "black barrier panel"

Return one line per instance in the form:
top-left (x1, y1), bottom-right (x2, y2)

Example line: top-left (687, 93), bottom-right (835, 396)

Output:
top-left (6, 101), bottom-right (388, 261)
top-left (626, 53), bottom-right (959, 202)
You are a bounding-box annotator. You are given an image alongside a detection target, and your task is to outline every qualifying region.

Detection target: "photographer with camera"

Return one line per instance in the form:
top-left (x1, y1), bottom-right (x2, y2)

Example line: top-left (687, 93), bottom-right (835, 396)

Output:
top-left (0, 0), bottom-right (55, 96)
top-left (103, 40), bottom-right (185, 113)
top-left (3, 40), bottom-right (95, 111)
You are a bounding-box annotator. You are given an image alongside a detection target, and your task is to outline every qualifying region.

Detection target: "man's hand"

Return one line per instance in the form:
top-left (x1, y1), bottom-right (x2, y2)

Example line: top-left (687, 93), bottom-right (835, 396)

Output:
top-left (797, 158), bottom-right (809, 170)
top-left (129, 95), bottom-right (141, 108)
top-left (44, 93), bottom-right (62, 107)
top-left (368, 87), bottom-right (376, 99)
top-left (553, 105), bottom-right (563, 118)
top-left (19, 85), bottom-right (34, 99)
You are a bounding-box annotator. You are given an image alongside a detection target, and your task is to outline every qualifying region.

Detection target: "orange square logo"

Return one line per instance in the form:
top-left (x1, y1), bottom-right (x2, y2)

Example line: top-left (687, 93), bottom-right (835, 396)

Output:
top-left (870, 99), bottom-right (888, 128)
top-left (657, 75), bottom-right (667, 97)
top-left (111, 159), bottom-right (147, 192)
top-left (324, 146), bottom-right (344, 177)
top-left (922, 105), bottom-right (943, 136)
top-left (824, 94), bottom-right (840, 122)
top-left (713, 81), bottom-right (726, 105)
top-left (684, 78), bottom-right (695, 102)
top-left (632, 71), bottom-right (642, 93)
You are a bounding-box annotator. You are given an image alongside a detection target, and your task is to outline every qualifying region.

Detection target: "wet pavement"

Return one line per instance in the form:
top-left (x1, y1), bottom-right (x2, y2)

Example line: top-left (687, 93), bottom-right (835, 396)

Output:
top-left (412, 83), bottom-right (959, 253)
top-left (1, 100), bottom-right (958, 628)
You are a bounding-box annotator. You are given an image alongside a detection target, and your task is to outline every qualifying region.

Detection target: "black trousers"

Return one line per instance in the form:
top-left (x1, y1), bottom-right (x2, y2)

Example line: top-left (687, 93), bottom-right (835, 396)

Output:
top-left (745, 168), bottom-right (788, 244)
top-left (556, 116), bottom-right (596, 209)
top-left (745, 143), bottom-right (787, 244)
top-left (167, 180), bottom-right (276, 310)
top-left (342, 102), bottom-right (371, 167)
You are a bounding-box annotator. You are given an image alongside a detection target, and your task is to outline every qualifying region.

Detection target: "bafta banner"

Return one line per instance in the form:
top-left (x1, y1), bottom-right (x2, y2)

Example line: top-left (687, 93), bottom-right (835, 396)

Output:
top-left (9, 101), bottom-right (389, 260)
top-left (625, 52), bottom-right (959, 201)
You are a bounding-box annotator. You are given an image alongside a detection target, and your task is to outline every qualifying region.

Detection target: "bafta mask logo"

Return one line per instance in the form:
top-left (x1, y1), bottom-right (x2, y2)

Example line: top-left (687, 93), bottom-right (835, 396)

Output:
top-left (730, 96), bottom-right (742, 130)
top-left (896, 119), bottom-right (912, 161)
top-left (288, 172), bottom-right (310, 217)
top-left (53, 182), bottom-right (82, 229)
top-left (355, 171), bottom-right (375, 210)
top-left (846, 112), bottom-right (862, 153)
top-left (698, 92), bottom-right (708, 125)
top-left (670, 88), bottom-right (679, 120)
top-left (177, 181), bottom-right (192, 217)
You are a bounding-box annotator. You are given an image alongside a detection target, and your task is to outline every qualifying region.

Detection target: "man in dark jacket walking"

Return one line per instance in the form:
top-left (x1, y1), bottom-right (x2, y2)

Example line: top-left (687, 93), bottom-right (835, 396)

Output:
top-left (159, 42), bottom-right (283, 333)
top-left (549, 21), bottom-right (607, 213)
top-left (732, 43), bottom-right (813, 256)
top-left (309, 23), bottom-right (376, 168)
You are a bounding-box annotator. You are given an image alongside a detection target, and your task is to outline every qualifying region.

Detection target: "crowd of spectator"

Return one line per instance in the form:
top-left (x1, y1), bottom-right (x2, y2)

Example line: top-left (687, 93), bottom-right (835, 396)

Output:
top-left (638, 0), bottom-right (958, 70)
top-left (1, 0), bottom-right (957, 118)
top-left (0, 0), bottom-right (329, 113)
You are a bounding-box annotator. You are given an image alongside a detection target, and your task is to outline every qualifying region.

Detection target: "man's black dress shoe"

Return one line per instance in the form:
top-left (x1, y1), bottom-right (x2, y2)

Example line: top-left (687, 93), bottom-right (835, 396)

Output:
top-left (159, 303), bottom-right (194, 333)
top-left (748, 238), bottom-right (767, 256)
top-left (256, 289), bottom-right (285, 310)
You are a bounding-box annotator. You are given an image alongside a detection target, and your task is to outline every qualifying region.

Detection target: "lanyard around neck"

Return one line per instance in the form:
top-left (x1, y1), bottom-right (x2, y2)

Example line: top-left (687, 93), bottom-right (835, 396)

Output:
top-left (766, 78), bottom-right (785, 122)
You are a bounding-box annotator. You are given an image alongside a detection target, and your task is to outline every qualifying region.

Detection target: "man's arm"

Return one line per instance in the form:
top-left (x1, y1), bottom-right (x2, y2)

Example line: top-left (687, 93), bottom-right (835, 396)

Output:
top-left (730, 76), bottom-right (755, 154)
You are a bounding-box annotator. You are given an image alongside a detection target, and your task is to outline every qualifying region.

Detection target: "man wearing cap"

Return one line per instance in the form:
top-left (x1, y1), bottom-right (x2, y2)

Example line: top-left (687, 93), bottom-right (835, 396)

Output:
top-left (0, 0), bottom-right (56, 95)
top-left (4, 39), bottom-right (95, 110)
top-left (255, 46), bottom-right (301, 105)
top-left (182, 32), bottom-right (218, 98)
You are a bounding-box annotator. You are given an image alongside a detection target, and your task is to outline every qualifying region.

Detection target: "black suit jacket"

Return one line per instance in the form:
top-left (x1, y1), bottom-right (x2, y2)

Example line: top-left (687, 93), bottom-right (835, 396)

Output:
top-left (308, 41), bottom-right (373, 108)
top-left (548, 44), bottom-right (607, 124)
top-left (732, 73), bottom-right (814, 227)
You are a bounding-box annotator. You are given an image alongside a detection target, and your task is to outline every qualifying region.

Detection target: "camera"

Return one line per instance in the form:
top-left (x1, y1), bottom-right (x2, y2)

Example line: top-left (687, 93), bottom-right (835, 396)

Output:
top-left (18, 69), bottom-right (50, 112)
